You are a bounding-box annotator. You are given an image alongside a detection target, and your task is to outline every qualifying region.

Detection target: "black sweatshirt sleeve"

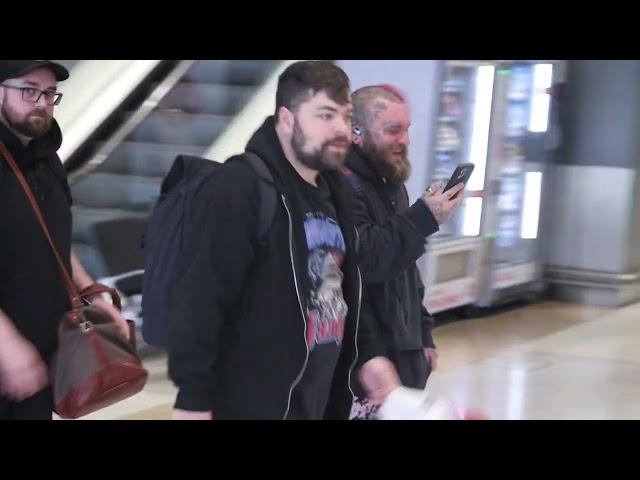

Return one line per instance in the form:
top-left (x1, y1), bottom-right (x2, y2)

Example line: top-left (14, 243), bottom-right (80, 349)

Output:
top-left (355, 287), bottom-right (387, 369)
top-left (352, 187), bottom-right (439, 284)
top-left (418, 273), bottom-right (436, 349)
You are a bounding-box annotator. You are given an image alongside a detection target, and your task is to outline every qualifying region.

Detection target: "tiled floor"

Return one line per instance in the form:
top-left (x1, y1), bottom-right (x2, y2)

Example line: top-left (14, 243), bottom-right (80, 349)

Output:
top-left (74, 300), bottom-right (640, 420)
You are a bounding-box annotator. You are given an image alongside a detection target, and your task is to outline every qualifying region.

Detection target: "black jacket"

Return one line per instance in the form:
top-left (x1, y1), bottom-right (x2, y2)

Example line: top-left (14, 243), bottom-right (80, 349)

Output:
top-left (168, 117), bottom-right (379, 420)
top-left (344, 145), bottom-right (439, 353)
top-left (0, 120), bottom-right (72, 360)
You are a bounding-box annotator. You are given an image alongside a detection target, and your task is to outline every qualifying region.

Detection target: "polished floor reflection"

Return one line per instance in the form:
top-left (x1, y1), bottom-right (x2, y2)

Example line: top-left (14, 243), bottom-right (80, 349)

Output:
top-left (428, 301), bottom-right (640, 419)
top-left (74, 300), bottom-right (640, 420)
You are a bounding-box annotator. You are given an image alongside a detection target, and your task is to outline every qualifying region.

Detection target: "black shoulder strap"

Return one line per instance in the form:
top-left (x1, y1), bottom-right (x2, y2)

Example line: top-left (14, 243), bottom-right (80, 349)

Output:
top-left (242, 152), bottom-right (278, 241)
top-left (402, 184), bottom-right (410, 205)
top-left (342, 167), bottom-right (366, 194)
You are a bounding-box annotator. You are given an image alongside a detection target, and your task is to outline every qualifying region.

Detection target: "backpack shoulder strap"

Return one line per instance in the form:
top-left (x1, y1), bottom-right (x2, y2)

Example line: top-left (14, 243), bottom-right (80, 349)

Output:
top-left (241, 152), bottom-right (278, 241)
top-left (341, 166), bottom-right (367, 195)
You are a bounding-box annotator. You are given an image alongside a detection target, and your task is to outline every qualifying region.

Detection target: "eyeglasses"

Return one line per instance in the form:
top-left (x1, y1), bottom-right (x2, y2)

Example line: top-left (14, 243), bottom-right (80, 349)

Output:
top-left (0, 84), bottom-right (63, 106)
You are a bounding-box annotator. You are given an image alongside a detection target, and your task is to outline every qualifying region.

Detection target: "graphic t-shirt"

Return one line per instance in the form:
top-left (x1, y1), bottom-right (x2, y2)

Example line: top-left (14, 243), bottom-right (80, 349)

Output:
top-left (287, 174), bottom-right (348, 420)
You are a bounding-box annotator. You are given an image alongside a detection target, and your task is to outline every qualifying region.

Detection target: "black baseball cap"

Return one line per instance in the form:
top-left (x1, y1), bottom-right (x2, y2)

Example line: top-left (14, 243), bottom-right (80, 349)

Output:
top-left (0, 60), bottom-right (70, 83)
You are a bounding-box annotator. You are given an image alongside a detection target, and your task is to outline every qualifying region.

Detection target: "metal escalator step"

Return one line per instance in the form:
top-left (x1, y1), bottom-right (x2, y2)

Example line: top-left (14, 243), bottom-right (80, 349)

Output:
top-left (95, 141), bottom-right (206, 177)
top-left (126, 111), bottom-right (232, 146)
top-left (157, 83), bottom-right (255, 116)
top-left (182, 60), bottom-right (280, 86)
top-left (72, 205), bottom-right (149, 244)
top-left (71, 172), bottom-right (163, 211)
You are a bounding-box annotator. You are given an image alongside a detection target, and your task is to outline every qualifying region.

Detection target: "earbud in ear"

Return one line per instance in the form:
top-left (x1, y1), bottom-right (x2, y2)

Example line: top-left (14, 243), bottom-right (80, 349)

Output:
top-left (353, 127), bottom-right (362, 136)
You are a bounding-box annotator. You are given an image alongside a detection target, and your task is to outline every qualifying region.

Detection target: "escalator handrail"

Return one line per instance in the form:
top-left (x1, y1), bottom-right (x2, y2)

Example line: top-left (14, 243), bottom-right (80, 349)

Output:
top-left (57, 61), bottom-right (162, 163)
top-left (204, 60), bottom-right (298, 162)
top-left (68, 60), bottom-right (197, 182)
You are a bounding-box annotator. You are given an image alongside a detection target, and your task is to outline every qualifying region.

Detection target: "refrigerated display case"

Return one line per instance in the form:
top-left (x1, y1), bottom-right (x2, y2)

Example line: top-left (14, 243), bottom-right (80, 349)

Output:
top-left (420, 61), bottom-right (496, 314)
top-left (475, 61), bottom-right (554, 307)
top-left (420, 60), bottom-right (555, 314)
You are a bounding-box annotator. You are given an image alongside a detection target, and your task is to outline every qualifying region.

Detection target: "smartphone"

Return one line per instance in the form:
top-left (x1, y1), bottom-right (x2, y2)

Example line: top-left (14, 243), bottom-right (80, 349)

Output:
top-left (442, 163), bottom-right (475, 198)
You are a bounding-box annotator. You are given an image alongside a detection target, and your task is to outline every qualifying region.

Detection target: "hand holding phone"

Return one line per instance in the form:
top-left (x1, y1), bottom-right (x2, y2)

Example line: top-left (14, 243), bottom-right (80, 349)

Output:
top-left (422, 164), bottom-right (472, 225)
top-left (442, 163), bottom-right (475, 199)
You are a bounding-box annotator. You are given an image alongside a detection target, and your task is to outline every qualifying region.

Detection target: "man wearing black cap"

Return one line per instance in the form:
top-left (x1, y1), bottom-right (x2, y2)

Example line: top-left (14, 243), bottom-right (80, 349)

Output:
top-left (0, 60), bottom-right (130, 420)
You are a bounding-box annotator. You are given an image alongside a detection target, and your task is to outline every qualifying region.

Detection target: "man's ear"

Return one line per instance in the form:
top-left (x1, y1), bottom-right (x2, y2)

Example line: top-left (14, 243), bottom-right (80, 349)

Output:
top-left (352, 125), bottom-right (363, 144)
top-left (278, 106), bottom-right (295, 134)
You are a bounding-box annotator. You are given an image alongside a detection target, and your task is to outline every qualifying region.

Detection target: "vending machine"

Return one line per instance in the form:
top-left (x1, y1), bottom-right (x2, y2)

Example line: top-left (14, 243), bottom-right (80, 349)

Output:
top-left (475, 61), bottom-right (554, 307)
top-left (421, 61), bottom-right (496, 313)
top-left (421, 61), bottom-right (555, 314)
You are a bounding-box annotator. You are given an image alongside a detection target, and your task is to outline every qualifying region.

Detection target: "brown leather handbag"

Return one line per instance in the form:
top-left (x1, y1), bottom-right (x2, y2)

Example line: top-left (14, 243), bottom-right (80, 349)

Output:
top-left (1, 142), bottom-right (148, 419)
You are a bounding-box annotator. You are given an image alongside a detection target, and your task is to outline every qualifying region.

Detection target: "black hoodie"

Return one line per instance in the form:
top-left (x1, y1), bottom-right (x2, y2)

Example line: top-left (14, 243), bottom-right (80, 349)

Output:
top-left (344, 144), bottom-right (439, 353)
top-left (0, 120), bottom-right (72, 359)
top-left (168, 117), bottom-right (382, 419)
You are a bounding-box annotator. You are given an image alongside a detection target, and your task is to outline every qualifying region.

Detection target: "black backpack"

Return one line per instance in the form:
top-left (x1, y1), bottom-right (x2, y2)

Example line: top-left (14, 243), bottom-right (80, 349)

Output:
top-left (141, 152), bottom-right (277, 349)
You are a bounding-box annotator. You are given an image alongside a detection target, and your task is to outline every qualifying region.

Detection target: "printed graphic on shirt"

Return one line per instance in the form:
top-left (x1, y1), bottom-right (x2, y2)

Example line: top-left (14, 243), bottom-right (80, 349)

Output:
top-left (303, 213), bottom-right (348, 350)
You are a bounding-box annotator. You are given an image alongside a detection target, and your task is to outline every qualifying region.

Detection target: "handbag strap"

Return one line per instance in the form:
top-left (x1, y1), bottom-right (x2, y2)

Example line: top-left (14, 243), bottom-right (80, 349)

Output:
top-left (1, 141), bottom-right (84, 309)
top-left (80, 283), bottom-right (121, 311)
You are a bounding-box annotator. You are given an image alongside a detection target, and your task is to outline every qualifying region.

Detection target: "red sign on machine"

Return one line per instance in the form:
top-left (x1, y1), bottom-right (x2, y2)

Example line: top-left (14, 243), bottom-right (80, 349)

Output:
top-left (426, 280), bottom-right (477, 313)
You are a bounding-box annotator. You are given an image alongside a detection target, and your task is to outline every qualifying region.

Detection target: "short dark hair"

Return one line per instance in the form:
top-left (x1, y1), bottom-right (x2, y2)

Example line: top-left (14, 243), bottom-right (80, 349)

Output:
top-left (275, 61), bottom-right (351, 121)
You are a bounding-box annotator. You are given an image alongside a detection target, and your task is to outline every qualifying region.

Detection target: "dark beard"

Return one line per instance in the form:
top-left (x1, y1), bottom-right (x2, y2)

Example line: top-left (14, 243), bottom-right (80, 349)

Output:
top-left (1, 98), bottom-right (52, 139)
top-left (291, 118), bottom-right (350, 172)
top-left (361, 136), bottom-right (411, 185)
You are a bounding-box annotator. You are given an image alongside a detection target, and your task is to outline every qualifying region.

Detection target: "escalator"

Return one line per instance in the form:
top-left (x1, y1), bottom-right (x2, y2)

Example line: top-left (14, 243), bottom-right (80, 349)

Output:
top-left (65, 60), bottom-right (281, 280)
top-left (61, 60), bottom-right (282, 330)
